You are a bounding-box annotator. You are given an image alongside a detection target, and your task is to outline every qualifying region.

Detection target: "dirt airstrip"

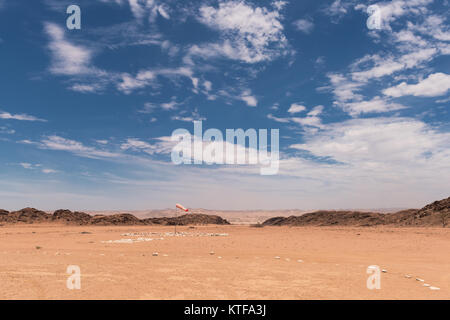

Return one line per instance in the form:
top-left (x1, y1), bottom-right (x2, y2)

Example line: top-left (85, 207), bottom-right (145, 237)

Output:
top-left (0, 224), bottom-right (448, 299)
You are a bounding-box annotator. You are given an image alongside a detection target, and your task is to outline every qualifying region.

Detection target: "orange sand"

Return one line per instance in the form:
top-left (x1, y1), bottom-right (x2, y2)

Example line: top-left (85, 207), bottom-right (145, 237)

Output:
top-left (0, 224), bottom-right (448, 299)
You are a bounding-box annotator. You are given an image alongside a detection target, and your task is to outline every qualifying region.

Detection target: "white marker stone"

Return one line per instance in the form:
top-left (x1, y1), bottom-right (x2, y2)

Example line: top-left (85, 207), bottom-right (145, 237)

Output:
top-left (429, 286), bottom-right (440, 290)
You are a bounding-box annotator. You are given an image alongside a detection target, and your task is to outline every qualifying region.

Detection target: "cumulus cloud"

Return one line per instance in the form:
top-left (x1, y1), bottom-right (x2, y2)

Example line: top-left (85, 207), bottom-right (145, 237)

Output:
top-left (240, 90), bottom-right (258, 107)
top-left (383, 73), bottom-right (450, 97)
top-left (287, 103), bottom-right (306, 114)
top-left (290, 117), bottom-right (450, 169)
top-left (191, 0), bottom-right (288, 63)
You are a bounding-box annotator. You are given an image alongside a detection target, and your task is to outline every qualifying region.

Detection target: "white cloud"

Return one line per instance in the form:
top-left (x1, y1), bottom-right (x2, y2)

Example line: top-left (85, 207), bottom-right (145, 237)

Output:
top-left (40, 135), bottom-right (120, 159)
top-left (413, 15), bottom-right (450, 41)
top-left (120, 137), bottom-right (175, 155)
top-left (240, 90), bottom-right (257, 107)
top-left (267, 114), bottom-right (290, 123)
top-left (350, 48), bottom-right (437, 82)
top-left (42, 168), bottom-right (58, 174)
top-left (117, 67), bottom-right (196, 93)
top-left (193, 0), bottom-right (288, 63)
top-left (383, 73), bottom-right (450, 97)
top-left (0, 111), bottom-right (46, 122)
top-left (171, 109), bottom-right (206, 122)
top-left (203, 80), bottom-right (212, 91)
top-left (291, 116), bottom-right (322, 128)
top-left (307, 105), bottom-right (324, 117)
top-left (0, 126), bottom-right (15, 134)
top-left (121, 138), bottom-right (157, 155)
top-left (354, 0), bottom-right (434, 30)
top-left (342, 96), bottom-right (407, 116)
top-left (323, 0), bottom-right (356, 19)
top-left (44, 22), bottom-right (95, 76)
top-left (18, 162), bottom-right (56, 174)
top-left (140, 97), bottom-right (180, 113)
top-left (326, 45), bottom-right (440, 116)
top-left (70, 84), bottom-right (101, 93)
top-left (268, 105), bottom-right (324, 128)
top-left (19, 163), bottom-right (34, 169)
top-left (290, 117), bottom-right (450, 167)
top-left (292, 18), bottom-right (314, 34)
top-left (287, 103), bottom-right (306, 114)
top-left (105, 0), bottom-right (170, 22)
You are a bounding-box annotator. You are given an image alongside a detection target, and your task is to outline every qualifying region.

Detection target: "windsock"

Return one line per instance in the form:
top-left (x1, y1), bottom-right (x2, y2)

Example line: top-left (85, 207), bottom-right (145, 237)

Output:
top-left (176, 203), bottom-right (189, 212)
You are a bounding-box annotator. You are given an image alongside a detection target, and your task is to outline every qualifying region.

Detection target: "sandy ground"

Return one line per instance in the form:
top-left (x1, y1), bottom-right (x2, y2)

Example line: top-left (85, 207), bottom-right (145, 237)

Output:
top-left (0, 224), bottom-right (448, 299)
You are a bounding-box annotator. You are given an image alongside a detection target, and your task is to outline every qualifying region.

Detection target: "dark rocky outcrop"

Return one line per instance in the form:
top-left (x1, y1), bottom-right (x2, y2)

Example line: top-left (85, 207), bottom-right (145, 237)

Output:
top-left (0, 208), bottom-right (231, 226)
top-left (143, 214), bottom-right (230, 226)
top-left (52, 209), bottom-right (92, 225)
top-left (414, 197), bottom-right (450, 227)
top-left (263, 211), bottom-right (385, 227)
top-left (90, 213), bottom-right (145, 226)
top-left (262, 197), bottom-right (450, 227)
top-left (1, 208), bottom-right (52, 224)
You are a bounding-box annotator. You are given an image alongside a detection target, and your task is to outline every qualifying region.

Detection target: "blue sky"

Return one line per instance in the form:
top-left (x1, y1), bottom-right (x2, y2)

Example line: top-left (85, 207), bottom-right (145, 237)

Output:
top-left (0, 0), bottom-right (449, 211)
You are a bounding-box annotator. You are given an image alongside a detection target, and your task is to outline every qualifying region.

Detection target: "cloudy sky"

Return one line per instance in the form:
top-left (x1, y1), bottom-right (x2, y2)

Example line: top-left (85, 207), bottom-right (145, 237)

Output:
top-left (0, 0), bottom-right (449, 211)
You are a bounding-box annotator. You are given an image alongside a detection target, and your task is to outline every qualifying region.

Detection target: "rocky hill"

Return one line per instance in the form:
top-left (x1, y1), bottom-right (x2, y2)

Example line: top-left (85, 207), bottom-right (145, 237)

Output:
top-left (263, 197), bottom-right (450, 227)
top-left (0, 208), bottom-right (230, 226)
top-left (0, 208), bottom-right (52, 224)
top-left (263, 211), bottom-right (386, 227)
top-left (90, 213), bottom-right (145, 226)
top-left (143, 214), bottom-right (230, 226)
top-left (52, 209), bottom-right (92, 225)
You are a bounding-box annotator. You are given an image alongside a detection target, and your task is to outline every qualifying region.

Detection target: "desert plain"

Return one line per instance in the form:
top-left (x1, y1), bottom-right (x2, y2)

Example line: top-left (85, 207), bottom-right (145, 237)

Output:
top-left (0, 223), bottom-right (448, 299)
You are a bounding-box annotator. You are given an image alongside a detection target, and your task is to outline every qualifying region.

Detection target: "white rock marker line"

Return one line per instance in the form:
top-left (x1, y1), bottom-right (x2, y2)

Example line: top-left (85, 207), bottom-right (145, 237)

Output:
top-left (429, 286), bottom-right (440, 290)
top-left (416, 278), bottom-right (425, 282)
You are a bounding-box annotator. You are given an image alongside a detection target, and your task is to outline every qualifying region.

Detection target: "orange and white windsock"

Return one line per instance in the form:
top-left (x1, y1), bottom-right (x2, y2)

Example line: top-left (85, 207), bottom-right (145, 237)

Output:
top-left (176, 203), bottom-right (189, 212)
